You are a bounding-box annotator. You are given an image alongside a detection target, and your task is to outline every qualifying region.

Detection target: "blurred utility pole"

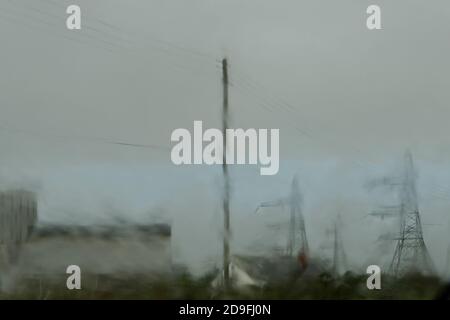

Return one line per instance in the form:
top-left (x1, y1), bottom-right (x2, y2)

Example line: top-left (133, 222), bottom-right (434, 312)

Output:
top-left (222, 58), bottom-right (231, 289)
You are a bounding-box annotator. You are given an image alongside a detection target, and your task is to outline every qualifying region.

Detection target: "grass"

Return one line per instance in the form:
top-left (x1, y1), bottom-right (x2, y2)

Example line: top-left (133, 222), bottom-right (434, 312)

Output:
top-left (0, 270), bottom-right (447, 300)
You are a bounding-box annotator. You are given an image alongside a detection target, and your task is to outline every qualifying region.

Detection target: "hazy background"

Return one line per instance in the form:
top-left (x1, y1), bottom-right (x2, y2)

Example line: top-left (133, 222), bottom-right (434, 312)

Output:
top-left (0, 0), bottom-right (450, 275)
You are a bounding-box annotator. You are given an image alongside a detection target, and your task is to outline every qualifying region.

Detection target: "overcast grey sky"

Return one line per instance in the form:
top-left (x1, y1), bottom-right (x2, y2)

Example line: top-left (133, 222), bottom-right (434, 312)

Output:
top-left (0, 0), bottom-right (450, 274)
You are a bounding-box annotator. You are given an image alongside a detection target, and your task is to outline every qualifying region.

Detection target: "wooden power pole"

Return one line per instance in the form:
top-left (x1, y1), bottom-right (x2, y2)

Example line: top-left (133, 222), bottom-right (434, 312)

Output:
top-left (221, 58), bottom-right (231, 289)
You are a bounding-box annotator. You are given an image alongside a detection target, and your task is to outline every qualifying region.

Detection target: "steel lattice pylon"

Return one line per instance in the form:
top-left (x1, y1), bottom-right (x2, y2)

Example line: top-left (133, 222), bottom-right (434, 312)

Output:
top-left (389, 151), bottom-right (434, 276)
top-left (332, 216), bottom-right (348, 276)
top-left (256, 175), bottom-right (309, 262)
top-left (288, 176), bottom-right (309, 258)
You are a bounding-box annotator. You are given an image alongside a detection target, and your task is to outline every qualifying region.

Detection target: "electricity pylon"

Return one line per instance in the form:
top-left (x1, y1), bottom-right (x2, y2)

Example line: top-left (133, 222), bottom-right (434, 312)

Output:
top-left (389, 151), bottom-right (434, 276)
top-left (332, 215), bottom-right (348, 276)
top-left (444, 223), bottom-right (450, 279)
top-left (444, 243), bottom-right (450, 279)
top-left (369, 150), bottom-right (434, 276)
top-left (256, 175), bottom-right (309, 268)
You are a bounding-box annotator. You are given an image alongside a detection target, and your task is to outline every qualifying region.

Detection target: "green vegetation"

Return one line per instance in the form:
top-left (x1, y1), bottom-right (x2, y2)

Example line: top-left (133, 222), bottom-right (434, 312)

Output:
top-left (0, 270), bottom-right (447, 300)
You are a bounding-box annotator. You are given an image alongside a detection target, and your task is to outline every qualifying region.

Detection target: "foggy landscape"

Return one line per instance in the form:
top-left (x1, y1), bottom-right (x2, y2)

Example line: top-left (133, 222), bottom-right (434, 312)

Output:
top-left (1, 0), bottom-right (450, 299)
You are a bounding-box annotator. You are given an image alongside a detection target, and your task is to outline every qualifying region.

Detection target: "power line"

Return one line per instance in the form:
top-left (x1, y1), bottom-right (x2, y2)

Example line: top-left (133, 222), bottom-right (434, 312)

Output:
top-left (229, 72), bottom-right (379, 171)
top-left (0, 2), bottom-right (218, 78)
top-left (0, 121), bottom-right (169, 152)
top-left (4, 0), bottom-right (132, 51)
top-left (36, 0), bottom-right (218, 62)
top-left (4, 1), bottom-right (450, 203)
top-left (0, 7), bottom-right (117, 54)
top-left (229, 66), bottom-right (450, 202)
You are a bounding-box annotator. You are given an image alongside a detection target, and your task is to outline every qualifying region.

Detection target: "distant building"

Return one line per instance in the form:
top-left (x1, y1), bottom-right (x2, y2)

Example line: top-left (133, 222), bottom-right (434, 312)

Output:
top-left (0, 189), bottom-right (172, 278)
top-left (0, 189), bottom-right (38, 265)
top-left (17, 223), bottom-right (172, 277)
